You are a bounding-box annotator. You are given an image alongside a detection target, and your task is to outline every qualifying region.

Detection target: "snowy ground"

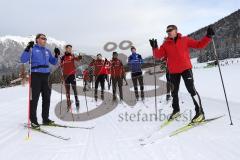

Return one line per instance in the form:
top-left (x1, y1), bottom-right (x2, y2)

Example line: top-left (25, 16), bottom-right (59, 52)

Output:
top-left (0, 58), bottom-right (240, 160)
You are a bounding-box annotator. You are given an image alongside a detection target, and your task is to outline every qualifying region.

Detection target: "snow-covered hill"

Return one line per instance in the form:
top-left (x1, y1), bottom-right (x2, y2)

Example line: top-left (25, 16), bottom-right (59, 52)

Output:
top-left (0, 35), bottom-right (66, 47)
top-left (0, 59), bottom-right (240, 160)
top-left (0, 35), bottom-right (66, 75)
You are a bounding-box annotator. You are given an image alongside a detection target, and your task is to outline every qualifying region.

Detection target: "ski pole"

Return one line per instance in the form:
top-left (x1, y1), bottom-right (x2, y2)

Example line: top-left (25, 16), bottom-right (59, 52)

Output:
top-left (58, 59), bottom-right (64, 116)
top-left (153, 56), bottom-right (158, 120)
top-left (27, 50), bottom-right (32, 139)
top-left (84, 90), bottom-right (89, 116)
top-left (212, 38), bottom-right (233, 125)
top-left (92, 75), bottom-right (95, 102)
top-left (60, 77), bottom-right (63, 115)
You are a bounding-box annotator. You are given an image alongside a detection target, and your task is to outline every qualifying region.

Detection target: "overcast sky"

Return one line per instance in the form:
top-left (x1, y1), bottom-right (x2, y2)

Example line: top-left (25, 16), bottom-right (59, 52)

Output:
top-left (0, 0), bottom-right (239, 57)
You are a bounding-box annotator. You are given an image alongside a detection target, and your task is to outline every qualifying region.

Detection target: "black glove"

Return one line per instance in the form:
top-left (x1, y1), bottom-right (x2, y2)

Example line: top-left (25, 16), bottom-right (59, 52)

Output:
top-left (149, 39), bottom-right (158, 49)
top-left (25, 41), bottom-right (34, 52)
top-left (54, 48), bottom-right (60, 58)
top-left (104, 58), bottom-right (108, 64)
top-left (206, 26), bottom-right (215, 38)
top-left (78, 54), bottom-right (82, 60)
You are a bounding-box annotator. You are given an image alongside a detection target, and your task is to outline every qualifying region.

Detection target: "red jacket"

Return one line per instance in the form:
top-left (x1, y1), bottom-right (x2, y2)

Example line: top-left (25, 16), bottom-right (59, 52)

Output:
top-left (154, 33), bottom-right (211, 74)
top-left (60, 53), bottom-right (80, 75)
top-left (89, 59), bottom-right (109, 76)
top-left (110, 58), bottom-right (125, 78)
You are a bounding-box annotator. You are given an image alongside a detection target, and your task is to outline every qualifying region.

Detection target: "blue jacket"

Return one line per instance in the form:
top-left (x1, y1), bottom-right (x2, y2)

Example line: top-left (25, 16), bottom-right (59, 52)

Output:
top-left (20, 44), bottom-right (58, 73)
top-left (128, 52), bottom-right (143, 73)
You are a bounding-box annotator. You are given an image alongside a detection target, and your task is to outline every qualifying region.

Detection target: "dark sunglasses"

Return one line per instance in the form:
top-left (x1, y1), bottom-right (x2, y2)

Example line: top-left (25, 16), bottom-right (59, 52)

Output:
top-left (40, 37), bottom-right (47, 41)
top-left (166, 29), bottom-right (174, 33)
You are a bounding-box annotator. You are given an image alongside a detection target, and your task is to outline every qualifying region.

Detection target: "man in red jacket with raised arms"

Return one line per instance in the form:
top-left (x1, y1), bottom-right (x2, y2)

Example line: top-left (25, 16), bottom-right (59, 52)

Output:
top-left (60, 45), bottom-right (82, 112)
top-left (150, 25), bottom-right (215, 123)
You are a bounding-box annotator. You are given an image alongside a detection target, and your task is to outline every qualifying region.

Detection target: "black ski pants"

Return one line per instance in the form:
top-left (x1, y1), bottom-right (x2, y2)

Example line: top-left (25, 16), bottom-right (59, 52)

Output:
top-left (166, 71), bottom-right (171, 95)
top-left (94, 74), bottom-right (105, 97)
top-left (169, 69), bottom-right (203, 114)
top-left (30, 73), bottom-right (51, 123)
top-left (112, 77), bottom-right (123, 100)
top-left (64, 74), bottom-right (79, 104)
top-left (131, 72), bottom-right (144, 99)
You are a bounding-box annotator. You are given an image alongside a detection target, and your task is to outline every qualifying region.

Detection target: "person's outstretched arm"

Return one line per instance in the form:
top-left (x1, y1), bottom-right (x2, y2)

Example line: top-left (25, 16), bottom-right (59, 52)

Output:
top-left (187, 36), bottom-right (211, 49)
top-left (187, 26), bottom-right (214, 49)
top-left (150, 39), bottom-right (166, 60)
top-left (20, 41), bottom-right (34, 63)
top-left (153, 45), bottom-right (167, 60)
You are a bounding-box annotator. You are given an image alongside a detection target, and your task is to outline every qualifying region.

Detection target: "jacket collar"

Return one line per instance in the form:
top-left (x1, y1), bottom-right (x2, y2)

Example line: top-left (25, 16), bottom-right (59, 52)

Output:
top-left (166, 33), bottom-right (182, 42)
top-left (34, 44), bottom-right (46, 49)
top-left (64, 52), bottom-right (72, 56)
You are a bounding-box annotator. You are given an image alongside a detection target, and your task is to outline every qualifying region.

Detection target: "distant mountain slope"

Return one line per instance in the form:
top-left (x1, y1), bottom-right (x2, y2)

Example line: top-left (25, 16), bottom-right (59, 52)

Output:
top-left (0, 35), bottom-right (66, 75)
top-left (189, 9), bottom-right (240, 62)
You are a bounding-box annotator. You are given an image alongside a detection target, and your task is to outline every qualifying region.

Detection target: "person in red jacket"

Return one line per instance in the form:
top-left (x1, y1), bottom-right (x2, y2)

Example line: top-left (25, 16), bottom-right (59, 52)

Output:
top-left (150, 25), bottom-right (215, 123)
top-left (83, 68), bottom-right (91, 91)
top-left (89, 53), bottom-right (109, 101)
top-left (60, 44), bottom-right (82, 112)
top-left (110, 52), bottom-right (126, 101)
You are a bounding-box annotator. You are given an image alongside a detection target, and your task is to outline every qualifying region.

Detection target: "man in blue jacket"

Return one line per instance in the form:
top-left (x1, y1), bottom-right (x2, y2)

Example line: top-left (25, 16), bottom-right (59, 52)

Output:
top-left (20, 33), bottom-right (60, 129)
top-left (128, 46), bottom-right (144, 101)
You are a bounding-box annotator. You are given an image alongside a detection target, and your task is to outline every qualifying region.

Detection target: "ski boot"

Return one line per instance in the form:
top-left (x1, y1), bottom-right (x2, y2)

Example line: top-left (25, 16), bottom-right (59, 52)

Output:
top-left (31, 121), bottom-right (40, 129)
top-left (191, 112), bottom-right (205, 123)
top-left (42, 119), bottom-right (55, 126)
top-left (168, 110), bottom-right (180, 121)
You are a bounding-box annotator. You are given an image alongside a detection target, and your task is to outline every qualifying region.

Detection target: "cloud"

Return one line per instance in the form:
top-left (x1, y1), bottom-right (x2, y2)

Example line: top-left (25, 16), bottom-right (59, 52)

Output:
top-left (0, 0), bottom-right (238, 57)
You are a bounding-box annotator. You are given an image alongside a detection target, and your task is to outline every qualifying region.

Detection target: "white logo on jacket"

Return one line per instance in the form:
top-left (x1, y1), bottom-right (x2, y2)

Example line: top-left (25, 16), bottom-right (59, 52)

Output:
top-left (45, 51), bottom-right (49, 58)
